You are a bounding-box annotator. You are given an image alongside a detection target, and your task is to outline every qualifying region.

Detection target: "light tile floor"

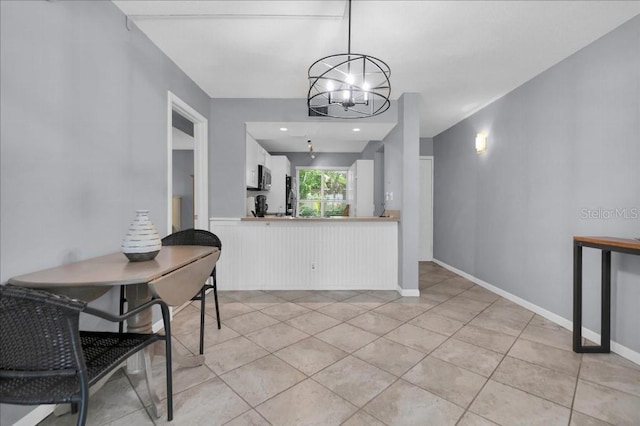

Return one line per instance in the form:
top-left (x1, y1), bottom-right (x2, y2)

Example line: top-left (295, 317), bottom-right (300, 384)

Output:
top-left (39, 262), bottom-right (640, 426)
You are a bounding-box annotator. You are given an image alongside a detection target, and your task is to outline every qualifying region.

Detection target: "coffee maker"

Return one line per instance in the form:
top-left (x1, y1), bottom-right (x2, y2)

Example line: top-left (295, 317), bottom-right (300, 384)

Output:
top-left (255, 195), bottom-right (268, 217)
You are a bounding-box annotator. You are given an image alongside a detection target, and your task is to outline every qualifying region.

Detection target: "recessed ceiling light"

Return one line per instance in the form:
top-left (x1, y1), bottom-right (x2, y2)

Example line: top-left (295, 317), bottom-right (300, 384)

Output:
top-left (353, 128), bottom-right (361, 132)
top-left (280, 127), bottom-right (288, 131)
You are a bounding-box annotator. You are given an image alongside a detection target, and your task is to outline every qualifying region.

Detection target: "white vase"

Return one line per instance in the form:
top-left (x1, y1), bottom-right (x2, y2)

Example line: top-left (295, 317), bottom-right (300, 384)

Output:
top-left (121, 210), bottom-right (162, 262)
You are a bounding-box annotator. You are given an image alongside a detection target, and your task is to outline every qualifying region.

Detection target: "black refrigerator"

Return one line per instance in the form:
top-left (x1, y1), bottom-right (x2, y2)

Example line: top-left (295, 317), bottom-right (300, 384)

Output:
top-left (285, 175), bottom-right (295, 216)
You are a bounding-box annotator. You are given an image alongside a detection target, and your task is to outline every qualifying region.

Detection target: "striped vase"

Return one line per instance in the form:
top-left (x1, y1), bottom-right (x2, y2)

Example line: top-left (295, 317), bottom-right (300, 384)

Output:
top-left (121, 210), bottom-right (162, 262)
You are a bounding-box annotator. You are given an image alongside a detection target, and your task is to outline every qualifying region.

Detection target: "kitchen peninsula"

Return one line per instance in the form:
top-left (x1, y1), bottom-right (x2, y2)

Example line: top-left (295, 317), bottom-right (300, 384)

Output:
top-left (210, 216), bottom-right (399, 292)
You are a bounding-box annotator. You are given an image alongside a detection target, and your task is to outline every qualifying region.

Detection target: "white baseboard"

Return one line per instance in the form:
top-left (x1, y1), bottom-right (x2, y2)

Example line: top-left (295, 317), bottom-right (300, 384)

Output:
top-left (398, 287), bottom-right (420, 297)
top-left (433, 259), bottom-right (640, 366)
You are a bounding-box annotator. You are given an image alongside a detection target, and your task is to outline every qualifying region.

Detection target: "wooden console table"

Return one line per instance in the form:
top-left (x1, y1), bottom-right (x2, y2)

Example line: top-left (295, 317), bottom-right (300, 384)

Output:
top-left (8, 246), bottom-right (220, 418)
top-left (573, 236), bottom-right (640, 353)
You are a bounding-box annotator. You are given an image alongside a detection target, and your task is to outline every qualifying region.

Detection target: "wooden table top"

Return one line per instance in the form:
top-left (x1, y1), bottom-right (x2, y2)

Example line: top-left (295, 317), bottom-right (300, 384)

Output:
top-left (574, 236), bottom-right (640, 251)
top-left (8, 246), bottom-right (219, 288)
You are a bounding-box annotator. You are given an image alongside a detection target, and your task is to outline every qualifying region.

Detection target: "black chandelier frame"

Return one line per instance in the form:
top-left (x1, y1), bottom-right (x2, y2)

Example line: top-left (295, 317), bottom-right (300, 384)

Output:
top-left (306, 0), bottom-right (391, 119)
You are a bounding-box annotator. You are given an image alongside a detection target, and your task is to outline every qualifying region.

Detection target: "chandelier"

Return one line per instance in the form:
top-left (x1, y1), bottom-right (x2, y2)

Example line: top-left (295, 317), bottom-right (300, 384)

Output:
top-left (307, 0), bottom-right (391, 119)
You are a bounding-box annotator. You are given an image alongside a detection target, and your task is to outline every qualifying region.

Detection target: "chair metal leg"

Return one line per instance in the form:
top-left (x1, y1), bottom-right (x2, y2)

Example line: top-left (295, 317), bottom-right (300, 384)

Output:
top-left (76, 375), bottom-right (89, 426)
top-left (75, 399), bottom-right (88, 426)
top-left (199, 287), bottom-right (206, 355)
top-left (118, 286), bottom-right (126, 333)
top-left (160, 302), bottom-right (174, 422)
top-left (213, 287), bottom-right (221, 330)
top-left (213, 269), bottom-right (221, 329)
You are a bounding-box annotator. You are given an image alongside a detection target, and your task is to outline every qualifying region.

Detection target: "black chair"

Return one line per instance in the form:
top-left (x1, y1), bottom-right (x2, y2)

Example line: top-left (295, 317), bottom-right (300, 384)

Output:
top-left (120, 229), bottom-right (221, 355)
top-left (0, 284), bottom-right (173, 425)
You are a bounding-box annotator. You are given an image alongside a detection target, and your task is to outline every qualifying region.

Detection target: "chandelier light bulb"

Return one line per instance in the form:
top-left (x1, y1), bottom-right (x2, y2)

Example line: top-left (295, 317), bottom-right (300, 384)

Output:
top-left (327, 81), bottom-right (334, 92)
top-left (363, 82), bottom-right (370, 102)
top-left (346, 74), bottom-right (354, 85)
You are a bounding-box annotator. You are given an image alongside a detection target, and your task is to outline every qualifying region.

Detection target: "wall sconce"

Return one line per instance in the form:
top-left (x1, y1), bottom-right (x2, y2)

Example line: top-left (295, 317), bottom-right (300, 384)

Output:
top-left (475, 132), bottom-right (487, 153)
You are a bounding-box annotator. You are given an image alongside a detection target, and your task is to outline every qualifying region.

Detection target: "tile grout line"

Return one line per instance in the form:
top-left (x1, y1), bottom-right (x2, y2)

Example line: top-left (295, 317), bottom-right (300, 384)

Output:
top-left (567, 353), bottom-right (584, 426)
top-left (253, 287), bottom-right (441, 425)
top-left (348, 281), bottom-right (467, 426)
top-left (186, 291), bottom-right (526, 424)
top-left (214, 295), bottom-right (383, 425)
top-left (304, 281), bottom-right (473, 424)
top-left (50, 267), bottom-right (621, 425)
top-left (180, 270), bottom-right (619, 424)
top-left (453, 294), bottom-right (536, 425)
top-left (222, 323), bottom-right (363, 424)
top-left (201, 284), bottom-right (563, 423)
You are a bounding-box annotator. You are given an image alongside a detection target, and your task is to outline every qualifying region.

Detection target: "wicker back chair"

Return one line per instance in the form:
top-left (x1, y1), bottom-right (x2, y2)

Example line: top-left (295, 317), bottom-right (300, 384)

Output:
top-left (0, 284), bottom-right (173, 425)
top-left (119, 228), bottom-right (221, 355)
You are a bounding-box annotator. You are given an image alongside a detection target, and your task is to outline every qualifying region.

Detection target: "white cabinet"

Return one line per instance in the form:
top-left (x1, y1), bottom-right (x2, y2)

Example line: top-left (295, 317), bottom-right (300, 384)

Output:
top-left (267, 155), bottom-right (291, 214)
top-left (246, 133), bottom-right (272, 189)
top-left (347, 160), bottom-right (374, 217)
top-left (246, 134), bottom-right (258, 189)
top-left (256, 143), bottom-right (269, 167)
top-left (260, 147), bottom-right (271, 169)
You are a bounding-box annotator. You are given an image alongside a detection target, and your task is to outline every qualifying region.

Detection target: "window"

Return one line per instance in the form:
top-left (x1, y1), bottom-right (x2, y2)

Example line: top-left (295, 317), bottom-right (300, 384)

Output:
top-left (297, 168), bottom-right (348, 217)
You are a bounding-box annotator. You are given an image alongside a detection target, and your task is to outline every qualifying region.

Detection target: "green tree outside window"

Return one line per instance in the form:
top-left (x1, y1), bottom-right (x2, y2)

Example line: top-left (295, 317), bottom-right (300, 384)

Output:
top-left (298, 169), bottom-right (348, 217)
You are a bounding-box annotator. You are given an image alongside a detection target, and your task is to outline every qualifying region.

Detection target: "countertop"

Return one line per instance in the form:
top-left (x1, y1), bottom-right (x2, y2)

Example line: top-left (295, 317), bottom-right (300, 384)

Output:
top-left (240, 216), bottom-right (399, 222)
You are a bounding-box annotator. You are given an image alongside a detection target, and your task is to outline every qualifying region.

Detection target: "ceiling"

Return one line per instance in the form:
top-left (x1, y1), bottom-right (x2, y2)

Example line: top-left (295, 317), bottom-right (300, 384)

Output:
top-left (246, 121), bottom-right (396, 153)
top-left (113, 0), bottom-right (639, 150)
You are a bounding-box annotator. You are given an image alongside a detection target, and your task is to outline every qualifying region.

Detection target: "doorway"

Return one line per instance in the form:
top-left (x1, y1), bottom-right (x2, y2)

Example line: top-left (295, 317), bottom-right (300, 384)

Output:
top-left (419, 156), bottom-right (434, 261)
top-left (171, 116), bottom-right (194, 232)
top-left (167, 92), bottom-right (208, 234)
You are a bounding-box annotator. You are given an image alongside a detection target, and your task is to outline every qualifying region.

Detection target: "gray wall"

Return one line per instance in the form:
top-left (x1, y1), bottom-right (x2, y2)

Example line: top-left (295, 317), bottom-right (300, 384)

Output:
top-left (383, 94), bottom-right (421, 291)
top-left (209, 99), bottom-right (397, 218)
top-left (434, 16), bottom-right (640, 352)
top-left (361, 141), bottom-right (385, 216)
top-left (0, 2), bottom-right (210, 423)
top-left (420, 137), bottom-right (434, 156)
top-left (172, 150), bottom-right (195, 230)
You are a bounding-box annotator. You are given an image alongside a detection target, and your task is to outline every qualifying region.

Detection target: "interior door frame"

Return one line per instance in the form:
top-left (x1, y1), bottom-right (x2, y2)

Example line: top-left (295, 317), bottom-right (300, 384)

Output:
top-left (167, 91), bottom-right (208, 234)
top-left (419, 156), bottom-right (434, 261)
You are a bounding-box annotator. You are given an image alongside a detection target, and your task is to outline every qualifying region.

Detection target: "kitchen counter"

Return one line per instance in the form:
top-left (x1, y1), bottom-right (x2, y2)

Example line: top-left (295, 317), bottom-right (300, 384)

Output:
top-left (241, 216), bottom-right (399, 222)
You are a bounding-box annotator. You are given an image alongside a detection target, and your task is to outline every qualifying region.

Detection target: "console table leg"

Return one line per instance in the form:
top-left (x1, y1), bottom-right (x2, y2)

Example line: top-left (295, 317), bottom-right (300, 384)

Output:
top-left (573, 243), bottom-right (583, 352)
top-left (601, 250), bottom-right (611, 352)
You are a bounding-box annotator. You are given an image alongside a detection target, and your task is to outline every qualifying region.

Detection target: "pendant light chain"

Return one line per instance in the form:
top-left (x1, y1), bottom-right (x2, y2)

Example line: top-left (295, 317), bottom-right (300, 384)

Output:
top-left (347, 0), bottom-right (351, 55)
top-left (347, 0), bottom-right (352, 77)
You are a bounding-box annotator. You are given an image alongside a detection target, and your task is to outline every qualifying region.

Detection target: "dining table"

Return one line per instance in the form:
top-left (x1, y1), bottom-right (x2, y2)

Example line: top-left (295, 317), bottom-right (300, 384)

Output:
top-left (8, 245), bottom-right (220, 418)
